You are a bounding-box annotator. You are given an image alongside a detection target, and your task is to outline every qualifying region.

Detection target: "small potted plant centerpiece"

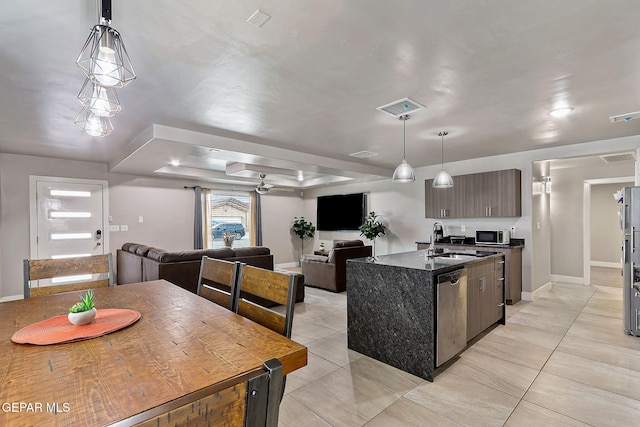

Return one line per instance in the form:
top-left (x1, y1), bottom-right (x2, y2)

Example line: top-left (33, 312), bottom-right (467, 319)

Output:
top-left (68, 289), bottom-right (97, 326)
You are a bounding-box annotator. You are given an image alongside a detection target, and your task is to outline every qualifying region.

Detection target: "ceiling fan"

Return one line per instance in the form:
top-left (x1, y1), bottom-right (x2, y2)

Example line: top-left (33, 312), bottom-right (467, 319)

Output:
top-left (255, 173), bottom-right (272, 195)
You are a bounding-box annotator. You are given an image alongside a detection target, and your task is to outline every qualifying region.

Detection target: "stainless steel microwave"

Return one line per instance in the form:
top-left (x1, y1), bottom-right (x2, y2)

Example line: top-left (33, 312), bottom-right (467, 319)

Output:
top-left (476, 230), bottom-right (510, 245)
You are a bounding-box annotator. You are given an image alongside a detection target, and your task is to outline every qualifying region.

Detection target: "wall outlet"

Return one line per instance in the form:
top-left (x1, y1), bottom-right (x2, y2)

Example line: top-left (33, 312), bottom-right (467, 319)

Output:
top-left (121, 225), bottom-right (129, 232)
top-left (109, 225), bottom-right (120, 232)
top-left (461, 225), bottom-right (466, 232)
top-left (138, 216), bottom-right (144, 223)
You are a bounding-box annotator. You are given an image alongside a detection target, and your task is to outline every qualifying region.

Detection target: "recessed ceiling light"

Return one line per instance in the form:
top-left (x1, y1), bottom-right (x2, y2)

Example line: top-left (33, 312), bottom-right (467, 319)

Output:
top-left (550, 107), bottom-right (573, 117)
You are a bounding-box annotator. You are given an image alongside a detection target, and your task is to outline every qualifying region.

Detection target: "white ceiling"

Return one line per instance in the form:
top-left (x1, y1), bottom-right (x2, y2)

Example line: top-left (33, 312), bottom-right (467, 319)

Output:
top-left (1, 1), bottom-right (639, 190)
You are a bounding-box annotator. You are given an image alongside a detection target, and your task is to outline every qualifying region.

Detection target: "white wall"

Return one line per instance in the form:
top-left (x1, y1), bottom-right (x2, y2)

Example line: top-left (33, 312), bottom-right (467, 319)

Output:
top-left (0, 153), bottom-right (109, 298)
top-left (590, 182), bottom-right (630, 266)
top-left (531, 161), bottom-right (552, 293)
top-left (551, 163), bottom-right (634, 279)
top-left (260, 191), bottom-right (305, 265)
top-left (108, 175), bottom-right (194, 252)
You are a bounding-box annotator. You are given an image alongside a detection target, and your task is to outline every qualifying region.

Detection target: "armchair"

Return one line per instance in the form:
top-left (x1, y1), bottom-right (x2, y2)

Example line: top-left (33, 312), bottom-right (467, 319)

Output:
top-left (300, 240), bottom-right (372, 292)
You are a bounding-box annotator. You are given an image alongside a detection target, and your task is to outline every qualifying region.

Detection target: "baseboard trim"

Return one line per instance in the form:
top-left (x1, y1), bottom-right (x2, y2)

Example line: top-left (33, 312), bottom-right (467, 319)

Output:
top-left (549, 274), bottom-right (585, 285)
top-left (521, 281), bottom-right (553, 302)
top-left (590, 261), bottom-right (622, 269)
top-left (276, 262), bottom-right (299, 269)
top-left (0, 294), bottom-right (23, 303)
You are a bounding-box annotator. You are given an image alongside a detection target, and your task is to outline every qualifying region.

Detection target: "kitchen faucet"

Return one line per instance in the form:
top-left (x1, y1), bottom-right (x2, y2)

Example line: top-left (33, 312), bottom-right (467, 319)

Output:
top-left (427, 222), bottom-right (444, 257)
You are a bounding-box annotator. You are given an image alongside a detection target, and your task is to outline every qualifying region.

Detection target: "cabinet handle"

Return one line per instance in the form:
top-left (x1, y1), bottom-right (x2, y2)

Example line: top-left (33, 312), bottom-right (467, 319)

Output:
top-left (497, 303), bottom-right (505, 307)
top-left (480, 277), bottom-right (486, 291)
top-left (497, 261), bottom-right (505, 265)
top-left (498, 278), bottom-right (505, 281)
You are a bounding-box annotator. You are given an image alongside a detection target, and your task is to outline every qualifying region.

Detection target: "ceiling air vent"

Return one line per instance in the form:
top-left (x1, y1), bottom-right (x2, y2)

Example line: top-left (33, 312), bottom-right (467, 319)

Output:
top-left (349, 150), bottom-right (378, 158)
top-left (377, 97), bottom-right (426, 118)
top-left (600, 152), bottom-right (637, 163)
top-left (610, 111), bottom-right (640, 123)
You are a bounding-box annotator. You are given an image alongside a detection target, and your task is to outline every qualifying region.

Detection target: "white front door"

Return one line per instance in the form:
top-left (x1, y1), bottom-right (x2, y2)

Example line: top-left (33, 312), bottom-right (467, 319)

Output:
top-left (30, 177), bottom-right (109, 260)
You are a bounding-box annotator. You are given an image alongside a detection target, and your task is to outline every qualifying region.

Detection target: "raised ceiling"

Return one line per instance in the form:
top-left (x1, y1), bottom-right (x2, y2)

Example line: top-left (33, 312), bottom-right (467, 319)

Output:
top-left (1, 1), bottom-right (639, 190)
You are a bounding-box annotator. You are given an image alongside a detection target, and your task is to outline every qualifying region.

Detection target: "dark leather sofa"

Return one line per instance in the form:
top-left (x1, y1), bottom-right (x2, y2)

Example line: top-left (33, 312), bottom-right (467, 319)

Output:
top-left (117, 243), bottom-right (304, 304)
top-left (300, 239), bottom-right (372, 292)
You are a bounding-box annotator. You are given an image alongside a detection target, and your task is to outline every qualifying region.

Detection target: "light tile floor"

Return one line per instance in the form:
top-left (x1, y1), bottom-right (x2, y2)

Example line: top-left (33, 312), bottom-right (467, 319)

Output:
top-left (278, 267), bottom-right (640, 426)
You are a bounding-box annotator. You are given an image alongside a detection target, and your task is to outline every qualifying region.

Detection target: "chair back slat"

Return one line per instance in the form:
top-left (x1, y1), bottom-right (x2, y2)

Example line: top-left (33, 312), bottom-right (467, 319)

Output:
top-left (237, 267), bottom-right (291, 306)
top-left (28, 254), bottom-right (111, 280)
top-left (237, 299), bottom-right (287, 336)
top-left (236, 265), bottom-right (297, 338)
top-left (24, 254), bottom-right (114, 299)
top-left (196, 257), bottom-right (240, 311)
top-left (29, 279), bottom-right (110, 298)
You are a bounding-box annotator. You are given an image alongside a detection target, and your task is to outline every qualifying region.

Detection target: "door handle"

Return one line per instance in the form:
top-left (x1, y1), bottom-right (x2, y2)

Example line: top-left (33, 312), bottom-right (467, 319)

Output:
top-left (96, 229), bottom-right (102, 240)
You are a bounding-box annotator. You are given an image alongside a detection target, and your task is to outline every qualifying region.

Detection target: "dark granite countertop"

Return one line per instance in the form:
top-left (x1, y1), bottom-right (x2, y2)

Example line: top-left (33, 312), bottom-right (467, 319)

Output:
top-left (349, 249), bottom-right (504, 272)
top-left (415, 238), bottom-right (525, 249)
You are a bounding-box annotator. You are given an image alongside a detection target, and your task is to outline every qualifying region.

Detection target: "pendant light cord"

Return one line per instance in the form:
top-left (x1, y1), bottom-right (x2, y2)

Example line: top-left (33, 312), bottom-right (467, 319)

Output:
top-left (400, 114), bottom-right (410, 160)
top-left (441, 133), bottom-right (444, 168)
top-left (439, 131), bottom-right (448, 169)
top-left (403, 118), bottom-right (406, 160)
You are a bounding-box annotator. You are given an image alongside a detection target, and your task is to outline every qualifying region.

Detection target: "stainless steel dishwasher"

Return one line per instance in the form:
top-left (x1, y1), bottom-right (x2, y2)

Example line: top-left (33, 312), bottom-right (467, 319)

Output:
top-left (436, 268), bottom-right (467, 367)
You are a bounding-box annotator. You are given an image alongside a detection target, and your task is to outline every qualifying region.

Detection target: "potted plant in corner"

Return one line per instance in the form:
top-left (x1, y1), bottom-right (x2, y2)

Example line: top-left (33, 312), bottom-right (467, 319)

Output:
top-left (291, 216), bottom-right (316, 261)
top-left (360, 211), bottom-right (386, 259)
top-left (68, 289), bottom-right (97, 326)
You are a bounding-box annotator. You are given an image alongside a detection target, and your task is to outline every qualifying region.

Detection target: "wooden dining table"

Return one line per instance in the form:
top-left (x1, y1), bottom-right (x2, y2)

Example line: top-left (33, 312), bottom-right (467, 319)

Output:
top-left (0, 280), bottom-right (307, 426)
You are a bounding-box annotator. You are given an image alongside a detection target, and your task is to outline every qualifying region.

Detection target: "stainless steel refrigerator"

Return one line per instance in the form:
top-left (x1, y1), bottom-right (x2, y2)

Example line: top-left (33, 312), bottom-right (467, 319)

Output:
top-left (622, 186), bottom-right (640, 336)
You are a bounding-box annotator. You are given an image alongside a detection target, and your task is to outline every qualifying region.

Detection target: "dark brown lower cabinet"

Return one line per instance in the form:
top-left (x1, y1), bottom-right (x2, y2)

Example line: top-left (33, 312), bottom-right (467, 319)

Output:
top-left (465, 256), bottom-right (505, 342)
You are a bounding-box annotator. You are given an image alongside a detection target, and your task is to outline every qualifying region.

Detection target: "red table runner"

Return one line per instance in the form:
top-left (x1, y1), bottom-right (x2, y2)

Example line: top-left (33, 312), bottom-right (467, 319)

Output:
top-left (11, 308), bottom-right (141, 345)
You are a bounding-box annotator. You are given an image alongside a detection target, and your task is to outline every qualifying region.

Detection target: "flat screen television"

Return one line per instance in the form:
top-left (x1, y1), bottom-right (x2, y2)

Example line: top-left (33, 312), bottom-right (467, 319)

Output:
top-left (317, 193), bottom-right (366, 231)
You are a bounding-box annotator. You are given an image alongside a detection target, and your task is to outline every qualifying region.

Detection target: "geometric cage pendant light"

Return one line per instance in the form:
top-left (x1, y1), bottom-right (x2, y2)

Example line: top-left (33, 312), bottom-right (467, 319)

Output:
top-left (74, 109), bottom-right (114, 137)
top-left (432, 131), bottom-right (454, 188)
top-left (392, 114), bottom-right (417, 183)
top-left (77, 78), bottom-right (121, 117)
top-left (76, 0), bottom-right (136, 88)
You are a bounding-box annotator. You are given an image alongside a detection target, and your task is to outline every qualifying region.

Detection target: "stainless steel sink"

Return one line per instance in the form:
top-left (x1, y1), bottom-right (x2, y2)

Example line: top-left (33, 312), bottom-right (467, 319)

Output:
top-left (435, 253), bottom-right (478, 261)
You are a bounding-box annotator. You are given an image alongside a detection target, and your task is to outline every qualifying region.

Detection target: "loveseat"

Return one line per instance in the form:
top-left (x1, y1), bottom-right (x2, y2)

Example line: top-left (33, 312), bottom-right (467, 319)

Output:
top-left (300, 240), bottom-right (372, 292)
top-left (116, 243), bottom-right (304, 304)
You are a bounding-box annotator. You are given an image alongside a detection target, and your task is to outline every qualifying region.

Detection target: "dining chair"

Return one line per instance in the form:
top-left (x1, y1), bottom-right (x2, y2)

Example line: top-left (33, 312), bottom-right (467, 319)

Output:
top-left (23, 253), bottom-right (114, 298)
top-left (196, 256), bottom-right (241, 311)
top-left (235, 264), bottom-right (297, 338)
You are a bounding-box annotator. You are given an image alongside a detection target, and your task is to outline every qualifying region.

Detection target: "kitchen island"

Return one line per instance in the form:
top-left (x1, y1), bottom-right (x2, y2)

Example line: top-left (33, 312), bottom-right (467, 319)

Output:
top-left (346, 249), bottom-right (504, 381)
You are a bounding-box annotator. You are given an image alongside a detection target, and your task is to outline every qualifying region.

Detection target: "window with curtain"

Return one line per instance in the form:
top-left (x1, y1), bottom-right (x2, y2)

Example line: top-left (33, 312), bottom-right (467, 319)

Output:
top-left (202, 190), bottom-right (258, 249)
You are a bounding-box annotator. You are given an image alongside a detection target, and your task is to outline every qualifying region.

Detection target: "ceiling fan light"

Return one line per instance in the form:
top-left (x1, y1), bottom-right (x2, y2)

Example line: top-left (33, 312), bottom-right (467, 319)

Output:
top-left (77, 24), bottom-right (136, 88)
top-left (432, 169), bottom-right (454, 188)
top-left (256, 173), bottom-right (270, 194)
top-left (255, 183), bottom-right (269, 195)
top-left (392, 160), bottom-right (416, 183)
